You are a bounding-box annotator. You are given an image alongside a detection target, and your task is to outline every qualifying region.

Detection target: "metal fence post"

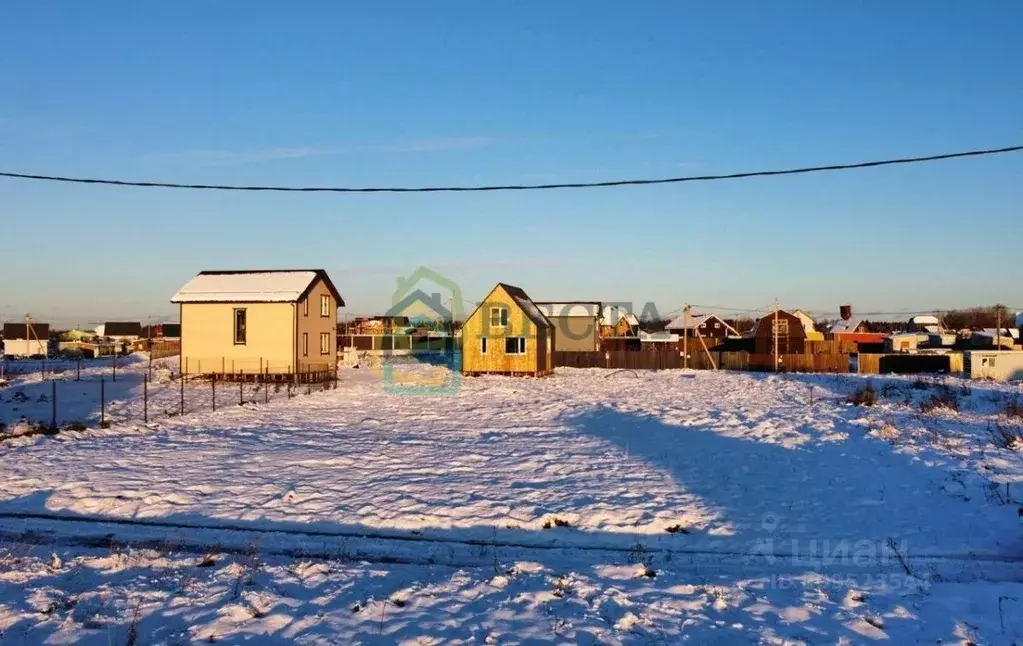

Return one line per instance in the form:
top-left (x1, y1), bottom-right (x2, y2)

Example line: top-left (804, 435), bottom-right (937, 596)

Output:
top-left (100, 378), bottom-right (106, 427)
top-left (51, 380), bottom-right (57, 431)
top-left (239, 370), bottom-right (244, 405)
top-left (212, 378), bottom-right (216, 412)
top-left (76, 358), bottom-right (81, 382)
top-left (144, 376), bottom-right (148, 424)
top-left (180, 369), bottom-right (185, 416)
top-left (112, 353), bottom-right (117, 382)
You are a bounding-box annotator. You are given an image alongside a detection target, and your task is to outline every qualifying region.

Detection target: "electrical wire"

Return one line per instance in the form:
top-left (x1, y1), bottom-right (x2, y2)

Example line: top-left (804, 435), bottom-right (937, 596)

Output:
top-left (1, 145), bottom-right (1020, 193)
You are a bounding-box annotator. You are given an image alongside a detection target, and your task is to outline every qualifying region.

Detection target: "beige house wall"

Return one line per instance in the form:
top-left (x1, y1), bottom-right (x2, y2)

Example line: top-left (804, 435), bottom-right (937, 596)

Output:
top-left (296, 277), bottom-right (338, 373)
top-left (180, 301), bottom-right (296, 375)
top-left (548, 316), bottom-right (599, 351)
top-left (461, 285), bottom-right (552, 375)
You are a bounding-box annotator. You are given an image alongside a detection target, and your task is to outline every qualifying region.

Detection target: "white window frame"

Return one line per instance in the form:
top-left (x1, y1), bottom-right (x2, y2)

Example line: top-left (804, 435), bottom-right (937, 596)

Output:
top-left (505, 337), bottom-right (526, 355)
top-left (320, 332), bottom-right (330, 355)
top-left (320, 294), bottom-right (330, 317)
top-left (489, 306), bottom-right (508, 328)
top-left (480, 337), bottom-right (488, 354)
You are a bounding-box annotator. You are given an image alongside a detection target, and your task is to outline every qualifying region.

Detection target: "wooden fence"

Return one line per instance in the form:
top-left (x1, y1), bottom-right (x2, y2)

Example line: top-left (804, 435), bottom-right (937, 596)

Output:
top-left (150, 340), bottom-right (181, 359)
top-left (555, 350), bottom-right (681, 370)
top-left (340, 334), bottom-right (454, 353)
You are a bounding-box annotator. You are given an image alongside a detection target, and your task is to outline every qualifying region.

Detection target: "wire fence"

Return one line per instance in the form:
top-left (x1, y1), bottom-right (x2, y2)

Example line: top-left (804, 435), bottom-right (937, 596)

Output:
top-left (1, 360), bottom-right (339, 437)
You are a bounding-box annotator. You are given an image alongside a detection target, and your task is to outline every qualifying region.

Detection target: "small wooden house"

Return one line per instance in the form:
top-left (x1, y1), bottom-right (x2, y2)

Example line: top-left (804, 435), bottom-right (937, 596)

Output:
top-left (172, 269), bottom-right (344, 380)
top-left (664, 313), bottom-right (738, 338)
top-left (601, 305), bottom-right (640, 337)
top-left (461, 283), bottom-right (554, 376)
top-left (2, 322), bottom-right (49, 358)
top-left (751, 310), bottom-right (814, 354)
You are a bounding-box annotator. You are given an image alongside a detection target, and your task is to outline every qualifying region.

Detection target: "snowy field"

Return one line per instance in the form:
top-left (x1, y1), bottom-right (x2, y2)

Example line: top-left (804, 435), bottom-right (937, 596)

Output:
top-left (2, 359), bottom-right (1023, 643)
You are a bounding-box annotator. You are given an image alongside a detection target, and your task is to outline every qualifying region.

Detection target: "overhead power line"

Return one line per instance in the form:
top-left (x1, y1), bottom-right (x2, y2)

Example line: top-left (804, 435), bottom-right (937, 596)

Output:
top-left (0, 144), bottom-right (1020, 194)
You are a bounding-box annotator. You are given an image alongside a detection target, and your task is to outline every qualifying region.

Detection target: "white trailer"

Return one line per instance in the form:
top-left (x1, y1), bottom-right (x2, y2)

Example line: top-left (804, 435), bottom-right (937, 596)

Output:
top-left (963, 350), bottom-right (1023, 382)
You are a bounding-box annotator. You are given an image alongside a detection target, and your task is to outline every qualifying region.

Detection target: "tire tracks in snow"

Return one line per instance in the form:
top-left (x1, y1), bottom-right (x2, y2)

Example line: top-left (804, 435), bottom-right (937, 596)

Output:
top-left (2, 512), bottom-right (1023, 583)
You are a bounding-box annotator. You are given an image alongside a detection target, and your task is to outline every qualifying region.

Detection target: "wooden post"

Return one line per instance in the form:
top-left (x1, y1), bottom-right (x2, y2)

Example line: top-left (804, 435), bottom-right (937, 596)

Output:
top-left (773, 298), bottom-right (780, 372)
top-left (682, 305), bottom-right (690, 370)
top-left (179, 366), bottom-right (185, 416)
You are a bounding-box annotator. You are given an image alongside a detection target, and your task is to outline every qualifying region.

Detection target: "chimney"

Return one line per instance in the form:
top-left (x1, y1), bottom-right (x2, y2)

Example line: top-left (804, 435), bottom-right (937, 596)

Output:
top-left (839, 305), bottom-right (852, 321)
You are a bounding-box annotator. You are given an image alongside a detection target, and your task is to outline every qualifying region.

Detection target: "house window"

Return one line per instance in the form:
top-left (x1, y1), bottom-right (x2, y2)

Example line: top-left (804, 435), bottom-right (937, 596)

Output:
top-left (480, 337), bottom-right (488, 354)
top-left (320, 332), bottom-right (330, 355)
top-left (233, 309), bottom-right (247, 345)
top-left (505, 337), bottom-right (526, 354)
top-left (302, 332), bottom-right (308, 356)
top-left (714, 322), bottom-right (721, 329)
top-left (321, 294), bottom-right (330, 317)
top-left (303, 299), bottom-right (308, 317)
top-left (490, 306), bottom-right (509, 328)
top-left (772, 319), bottom-right (789, 335)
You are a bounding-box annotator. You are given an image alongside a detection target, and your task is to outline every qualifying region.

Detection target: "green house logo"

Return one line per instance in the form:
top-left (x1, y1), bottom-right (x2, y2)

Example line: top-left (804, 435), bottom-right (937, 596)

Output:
top-left (382, 266), bottom-right (463, 395)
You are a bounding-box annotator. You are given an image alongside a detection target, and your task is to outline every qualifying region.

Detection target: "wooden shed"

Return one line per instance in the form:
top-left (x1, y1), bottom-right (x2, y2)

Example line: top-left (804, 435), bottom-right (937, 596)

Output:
top-left (461, 283), bottom-right (554, 376)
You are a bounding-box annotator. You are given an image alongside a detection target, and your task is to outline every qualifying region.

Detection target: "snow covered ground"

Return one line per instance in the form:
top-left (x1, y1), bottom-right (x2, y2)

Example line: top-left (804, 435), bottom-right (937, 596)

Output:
top-left (2, 362), bottom-right (1023, 643)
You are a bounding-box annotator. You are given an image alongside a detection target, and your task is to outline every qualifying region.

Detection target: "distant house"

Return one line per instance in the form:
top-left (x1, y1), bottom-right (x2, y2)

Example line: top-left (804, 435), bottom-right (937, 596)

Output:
top-left (907, 315), bottom-right (942, 334)
top-left (171, 269), bottom-right (344, 378)
top-left (98, 322), bottom-right (143, 343)
top-left (968, 328), bottom-right (1019, 349)
top-left (664, 313), bottom-right (738, 338)
top-left (601, 305), bottom-right (640, 337)
top-left (2, 322), bottom-right (49, 358)
top-left (886, 332), bottom-right (929, 353)
top-left (387, 289), bottom-right (452, 332)
top-left (351, 316), bottom-right (411, 335)
top-left (827, 305), bottom-right (888, 345)
top-left (750, 310), bottom-right (815, 354)
top-left (535, 302), bottom-right (601, 351)
top-left (461, 283), bottom-right (554, 376)
top-left (140, 323), bottom-right (181, 340)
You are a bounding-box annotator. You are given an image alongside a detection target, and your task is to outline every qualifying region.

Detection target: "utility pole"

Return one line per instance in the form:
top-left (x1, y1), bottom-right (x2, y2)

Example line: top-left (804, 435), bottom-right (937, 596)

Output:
top-left (996, 304), bottom-right (1002, 350)
top-left (773, 298), bottom-right (780, 372)
top-left (682, 304), bottom-right (690, 370)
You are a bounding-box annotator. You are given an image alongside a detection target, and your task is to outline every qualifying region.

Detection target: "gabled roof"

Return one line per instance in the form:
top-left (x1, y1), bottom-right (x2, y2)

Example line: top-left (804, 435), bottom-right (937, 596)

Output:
top-left (171, 269), bottom-right (344, 305)
top-left (387, 289), bottom-right (452, 321)
top-left (467, 283), bottom-right (552, 329)
top-left (534, 302), bottom-right (601, 318)
top-left (497, 283), bottom-right (552, 329)
top-left (665, 313), bottom-right (738, 336)
top-left (2, 322), bottom-right (49, 340)
top-left (601, 305), bottom-right (639, 328)
top-left (829, 317), bottom-right (867, 334)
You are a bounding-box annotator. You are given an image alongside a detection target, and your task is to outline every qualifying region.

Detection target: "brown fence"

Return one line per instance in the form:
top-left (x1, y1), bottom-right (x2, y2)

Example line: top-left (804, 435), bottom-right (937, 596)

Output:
top-left (555, 350), bottom-right (681, 370)
top-left (150, 340), bottom-right (181, 359)
top-left (690, 351), bottom-right (850, 373)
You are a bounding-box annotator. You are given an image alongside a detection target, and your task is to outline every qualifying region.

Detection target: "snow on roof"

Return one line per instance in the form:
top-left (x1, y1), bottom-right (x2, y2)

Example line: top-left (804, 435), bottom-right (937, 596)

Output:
top-left (172, 270), bottom-right (319, 303)
top-left (639, 331), bottom-right (678, 342)
top-left (664, 313), bottom-right (738, 335)
top-left (975, 328), bottom-right (1020, 340)
top-left (601, 305), bottom-right (639, 327)
top-left (829, 317), bottom-right (866, 334)
top-left (911, 315), bottom-right (940, 325)
top-left (535, 302), bottom-right (601, 318)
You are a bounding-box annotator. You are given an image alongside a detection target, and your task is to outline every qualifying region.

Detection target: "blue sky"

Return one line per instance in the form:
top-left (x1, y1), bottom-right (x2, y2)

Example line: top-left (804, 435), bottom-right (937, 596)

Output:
top-left (2, 1), bottom-right (1022, 326)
